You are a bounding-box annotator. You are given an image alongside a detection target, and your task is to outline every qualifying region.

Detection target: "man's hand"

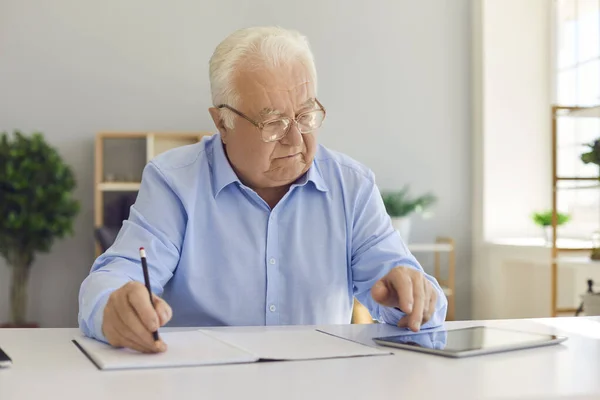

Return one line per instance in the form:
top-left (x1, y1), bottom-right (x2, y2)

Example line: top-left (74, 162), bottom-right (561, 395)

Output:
top-left (102, 281), bottom-right (172, 353)
top-left (371, 266), bottom-right (438, 332)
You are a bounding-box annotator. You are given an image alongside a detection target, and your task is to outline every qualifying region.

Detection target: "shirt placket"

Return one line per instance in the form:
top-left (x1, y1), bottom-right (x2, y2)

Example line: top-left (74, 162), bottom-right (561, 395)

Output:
top-left (265, 210), bottom-right (280, 325)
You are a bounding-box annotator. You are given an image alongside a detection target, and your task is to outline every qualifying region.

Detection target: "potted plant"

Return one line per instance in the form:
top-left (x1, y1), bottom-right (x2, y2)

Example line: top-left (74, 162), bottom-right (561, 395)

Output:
top-left (0, 131), bottom-right (80, 327)
top-left (581, 138), bottom-right (600, 167)
top-left (581, 139), bottom-right (600, 258)
top-left (380, 186), bottom-right (436, 243)
top-left (531, 210), bottom-right (570, 245)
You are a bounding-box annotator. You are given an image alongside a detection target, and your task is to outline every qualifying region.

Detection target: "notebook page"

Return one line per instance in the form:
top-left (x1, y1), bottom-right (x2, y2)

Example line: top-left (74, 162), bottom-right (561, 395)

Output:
top-left (201, 329), bottom-right (391, 361)
top-left (74, 330), bottom-right (258, 370)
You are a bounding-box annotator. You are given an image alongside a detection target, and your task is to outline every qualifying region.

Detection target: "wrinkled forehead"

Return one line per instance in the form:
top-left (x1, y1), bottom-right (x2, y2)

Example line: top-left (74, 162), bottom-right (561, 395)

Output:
top-left (234, 62), bottom-right (316, 115)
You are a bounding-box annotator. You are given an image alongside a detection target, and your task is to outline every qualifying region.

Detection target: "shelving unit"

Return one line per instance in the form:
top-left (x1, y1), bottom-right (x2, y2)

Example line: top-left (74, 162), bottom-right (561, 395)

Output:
top-left (94, 131), bottom-right (213, 255)
top-left (429, 237), bottom-right (456, 320)
top-left (351, 236), bottom-right (456, 323)
top-left (98, 182), bottom-right (142, 192)
top-left (550, 105), bottom-right (600, 316)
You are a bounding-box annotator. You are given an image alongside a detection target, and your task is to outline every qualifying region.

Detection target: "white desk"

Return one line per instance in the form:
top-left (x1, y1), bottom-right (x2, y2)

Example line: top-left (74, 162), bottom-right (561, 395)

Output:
top-left (1, 317), bottom-right (600, 400)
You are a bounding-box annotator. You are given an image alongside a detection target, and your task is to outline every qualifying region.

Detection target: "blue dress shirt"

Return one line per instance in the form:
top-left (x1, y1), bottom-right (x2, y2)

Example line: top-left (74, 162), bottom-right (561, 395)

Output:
top-left (78, 133), bottom-right (447, 342)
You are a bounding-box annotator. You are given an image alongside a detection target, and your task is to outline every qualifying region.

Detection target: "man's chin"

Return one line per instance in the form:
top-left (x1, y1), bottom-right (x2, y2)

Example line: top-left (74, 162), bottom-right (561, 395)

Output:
top-left (266, 166), bottom-right (307, 184)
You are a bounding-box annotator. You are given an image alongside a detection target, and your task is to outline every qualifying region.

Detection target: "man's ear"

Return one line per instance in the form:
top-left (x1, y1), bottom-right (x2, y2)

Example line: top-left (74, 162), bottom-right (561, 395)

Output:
top-left (208, 107), bottom-right (230, 143)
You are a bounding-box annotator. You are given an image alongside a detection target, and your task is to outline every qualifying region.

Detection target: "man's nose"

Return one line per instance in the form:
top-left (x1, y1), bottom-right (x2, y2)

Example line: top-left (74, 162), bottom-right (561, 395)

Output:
top-left (280, 122), bottom-right (303, 146)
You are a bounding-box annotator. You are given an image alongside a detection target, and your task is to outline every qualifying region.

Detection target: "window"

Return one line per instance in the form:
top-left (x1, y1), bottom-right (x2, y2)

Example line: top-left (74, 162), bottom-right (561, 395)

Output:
top-left (556, 0), bottom-right (600, 106)
top-left (554, 0), bottom-right (600, 240)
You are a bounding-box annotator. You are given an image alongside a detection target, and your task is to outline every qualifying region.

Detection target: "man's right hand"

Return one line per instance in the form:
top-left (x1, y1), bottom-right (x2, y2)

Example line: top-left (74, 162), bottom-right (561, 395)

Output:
top-left (102, 281), bottom-right (172, 353)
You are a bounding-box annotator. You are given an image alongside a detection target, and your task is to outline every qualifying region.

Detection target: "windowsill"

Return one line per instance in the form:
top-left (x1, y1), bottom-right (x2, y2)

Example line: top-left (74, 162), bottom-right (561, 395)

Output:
top-left (486, 237), bottom-right (593, 249)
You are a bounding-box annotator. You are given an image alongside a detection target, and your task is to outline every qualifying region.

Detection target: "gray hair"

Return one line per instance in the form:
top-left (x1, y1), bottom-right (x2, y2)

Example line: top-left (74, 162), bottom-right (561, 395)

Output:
top-left (209, 26), bottom-right (317, 129)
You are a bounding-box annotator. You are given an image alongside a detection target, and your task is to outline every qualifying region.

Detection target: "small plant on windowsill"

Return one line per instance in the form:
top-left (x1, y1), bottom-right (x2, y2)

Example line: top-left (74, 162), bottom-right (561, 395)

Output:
top-left (531, 210), bottom-right (571, 245)
top-left (581, 138), bottom-right (600, 168)
top-left (581, 138), bottom-right (600, 259)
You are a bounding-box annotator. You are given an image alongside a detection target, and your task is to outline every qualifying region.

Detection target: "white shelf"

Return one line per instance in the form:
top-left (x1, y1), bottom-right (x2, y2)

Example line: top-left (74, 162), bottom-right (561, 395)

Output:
top-left (98, 182), bottom-right (141, 191)
top-left (554, 256), bottom-right (600, 265)
top-left (408, 243), bottom-right (454, 252)
top-left (488, 237), bottom-right (593, 249)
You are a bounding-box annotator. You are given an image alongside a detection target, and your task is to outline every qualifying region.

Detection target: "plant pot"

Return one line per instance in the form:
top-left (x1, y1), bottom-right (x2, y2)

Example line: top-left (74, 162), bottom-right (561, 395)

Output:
top-left (0, 322), bottom-right (39, 328)
top-left (543, 226), bottom-right (553, 245)
top-left (391, 216), bottom-right (412, 243)
top-left (582, 293), bottom-right (600, 316)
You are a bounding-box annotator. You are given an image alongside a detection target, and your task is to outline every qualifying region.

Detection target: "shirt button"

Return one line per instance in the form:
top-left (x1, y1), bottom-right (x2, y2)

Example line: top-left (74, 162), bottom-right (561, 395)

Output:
top-left (269, 305), bottom-right (276, 312)
top-left (269, 258), bottom-right (276, 265)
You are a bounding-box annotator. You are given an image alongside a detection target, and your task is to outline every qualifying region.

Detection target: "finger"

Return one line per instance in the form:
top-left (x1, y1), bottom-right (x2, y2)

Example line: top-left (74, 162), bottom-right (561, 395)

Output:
top-left (394, 272), bottom-right (414, 314)
top-left (409, 276), bottom-right (426, 332)
top-left (422, 283), bottom-right (431, 323)
top-left (127, 285), bottom-right (160, 333)
top-left (424, 287), bottom-right (437, 323)
top-left (397, 315), bottom-right (409, 328)
top-left (111, 323), bottom-right (160, 354)
top-left (113, 300), bottom-right (161, 353)
top-left (103, 318), bottom-right (122, 348)
top-left (101, 297), bottom-right (118, 343)
top-left (371, 280), bottom-right (395, 307)
top-left (103, 305), bottom-right (121, 347)
top-left (152, 294), bottom-right (173, 326)
top-left (103, 318), bottom-right (150, 353)
top-left (114, 294), bottom-right (158, 349)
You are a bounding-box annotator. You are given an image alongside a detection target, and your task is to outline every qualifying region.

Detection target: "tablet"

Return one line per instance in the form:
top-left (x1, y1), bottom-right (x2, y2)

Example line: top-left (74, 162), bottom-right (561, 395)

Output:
top-left (372, 326), bottom-right (567, 358)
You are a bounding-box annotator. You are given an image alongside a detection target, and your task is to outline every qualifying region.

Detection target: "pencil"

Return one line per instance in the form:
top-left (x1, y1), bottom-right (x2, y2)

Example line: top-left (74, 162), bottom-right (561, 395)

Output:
top-left (139, 247), bottom-right (159, 341)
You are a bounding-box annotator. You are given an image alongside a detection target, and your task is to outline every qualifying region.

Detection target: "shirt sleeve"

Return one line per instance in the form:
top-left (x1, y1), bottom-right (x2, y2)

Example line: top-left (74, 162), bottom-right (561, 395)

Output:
top-left (78, 161), bottom-right (186, 342)
top-left (350, 174), bottom-right (447, 329)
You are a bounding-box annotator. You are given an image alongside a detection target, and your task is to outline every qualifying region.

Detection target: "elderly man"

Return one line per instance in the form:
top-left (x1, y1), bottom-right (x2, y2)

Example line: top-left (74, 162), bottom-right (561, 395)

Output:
top-left (78, 26), bottom-right (447, 353)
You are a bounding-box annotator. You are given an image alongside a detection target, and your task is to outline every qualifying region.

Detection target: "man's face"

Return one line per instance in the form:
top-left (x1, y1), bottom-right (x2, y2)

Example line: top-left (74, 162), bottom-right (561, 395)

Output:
top-left (210, 62), bottom-right (319, 190)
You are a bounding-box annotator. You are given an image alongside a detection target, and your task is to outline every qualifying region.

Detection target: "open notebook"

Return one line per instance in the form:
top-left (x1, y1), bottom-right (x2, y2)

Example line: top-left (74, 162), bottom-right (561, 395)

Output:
top-left (73, 329), bottom-right (391, 370)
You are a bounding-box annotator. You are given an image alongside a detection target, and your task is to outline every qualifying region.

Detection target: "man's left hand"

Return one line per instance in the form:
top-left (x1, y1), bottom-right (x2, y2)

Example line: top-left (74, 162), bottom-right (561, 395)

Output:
top-left (371, 266), bottom-right (438, 332)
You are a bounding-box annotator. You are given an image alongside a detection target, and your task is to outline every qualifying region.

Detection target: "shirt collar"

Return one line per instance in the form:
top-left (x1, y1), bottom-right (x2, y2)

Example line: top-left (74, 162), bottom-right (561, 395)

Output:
top-left (292, 160), bottom-right (329, 193)
top-left (210, 135), bottom-right (240, 198)
top-left (210, 135), bottom-right (329, 197)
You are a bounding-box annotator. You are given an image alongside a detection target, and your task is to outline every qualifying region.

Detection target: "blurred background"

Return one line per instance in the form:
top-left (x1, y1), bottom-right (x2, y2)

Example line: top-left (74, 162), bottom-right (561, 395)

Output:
top-left (1, 0), bottom-right (599, 328)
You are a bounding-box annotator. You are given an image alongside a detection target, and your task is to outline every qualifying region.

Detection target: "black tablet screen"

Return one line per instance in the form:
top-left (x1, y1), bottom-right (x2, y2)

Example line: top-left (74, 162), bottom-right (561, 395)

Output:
top-left (376, 326), bottom-right (557, 353)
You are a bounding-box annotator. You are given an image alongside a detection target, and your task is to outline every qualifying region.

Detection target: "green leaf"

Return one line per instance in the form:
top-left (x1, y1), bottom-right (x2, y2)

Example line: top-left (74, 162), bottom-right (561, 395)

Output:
top-left (380, 185), bottom-right (437, 218)
top-left (531, 210), bottom-right (570, 226)
top-left (581, 138), bottom-right (600, 166)
top-left (0, 130), bottom-right (80, 264)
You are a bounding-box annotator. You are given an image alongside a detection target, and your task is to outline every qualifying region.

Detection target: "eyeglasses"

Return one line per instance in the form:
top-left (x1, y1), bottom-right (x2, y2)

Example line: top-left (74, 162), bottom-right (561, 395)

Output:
top-left (217, 99), bottom-right (326, 143)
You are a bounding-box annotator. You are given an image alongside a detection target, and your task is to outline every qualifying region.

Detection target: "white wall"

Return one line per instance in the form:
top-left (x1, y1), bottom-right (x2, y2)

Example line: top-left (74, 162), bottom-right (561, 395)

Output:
top-left (0, 0), bottom-right (472, 326)
top-left (472, 0), bottom-right (553, 319)
top-left (481, 0), bottom-right (552, 240)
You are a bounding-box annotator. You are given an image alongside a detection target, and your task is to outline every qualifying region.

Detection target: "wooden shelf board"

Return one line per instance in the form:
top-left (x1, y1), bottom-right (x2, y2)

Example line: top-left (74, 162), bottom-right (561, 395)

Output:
top-left (489, 237), bottom-right (593, 250)
top-left (555, 309), bottom-right (578, 317)
top-left (98, 182), bottom-right (141, 191)
top-left (98, 131), bottom-right (210, 138)
top-left (554, 105), bottom-right (600, 118)
top-left (153, 132), bottom-right (212, 140)
top-left (554, 256), bottom-right (600, 265)
top-left (552, 238), bottom-right (594, 250)
top-left (556, 177), bottom-right (600, 181)
top-left (97, 132), bottom-right (150, 139)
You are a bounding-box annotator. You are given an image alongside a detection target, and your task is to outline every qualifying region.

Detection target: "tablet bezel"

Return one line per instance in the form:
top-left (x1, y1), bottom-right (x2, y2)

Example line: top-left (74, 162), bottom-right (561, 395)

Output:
top-left (372, 326), bottom-right (568, 358)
